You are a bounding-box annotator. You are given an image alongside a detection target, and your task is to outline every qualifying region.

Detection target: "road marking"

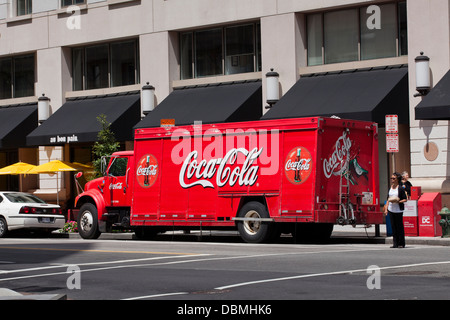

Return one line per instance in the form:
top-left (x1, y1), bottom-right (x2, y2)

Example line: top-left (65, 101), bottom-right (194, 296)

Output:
top-left (0, 246), bottom-right (199, 256)
top-left (0, 247), bottom-right (389, 279)
top-left (215, 260), bottom-right (450, 290)
top-left (0, 254), bottom-right (211, 276)
top-left (122, 292), bottom-right (189, 300)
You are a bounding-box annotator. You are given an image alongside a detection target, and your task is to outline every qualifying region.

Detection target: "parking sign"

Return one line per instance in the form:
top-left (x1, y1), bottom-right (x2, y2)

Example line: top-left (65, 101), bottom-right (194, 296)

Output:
top-left (385, 115), bottom-right (398, 134)
top-left (386, 134), bottom-right (399, 153)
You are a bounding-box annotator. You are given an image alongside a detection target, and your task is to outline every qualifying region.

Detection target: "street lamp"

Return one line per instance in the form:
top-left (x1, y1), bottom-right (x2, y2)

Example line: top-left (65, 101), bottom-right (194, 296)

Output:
top-left (141, 82), bottom-right (155, 116)
top-left (265, 68), bottom-right (279, 109)
top-left (38, 93), bottom-right (50, 124)
top-left (414, 52), bottom-right (430, 97)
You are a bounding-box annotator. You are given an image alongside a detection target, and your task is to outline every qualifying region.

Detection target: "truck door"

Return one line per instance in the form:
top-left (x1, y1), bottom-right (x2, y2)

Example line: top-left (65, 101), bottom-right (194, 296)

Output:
top-left (104, 156), bottom-right (131, 207)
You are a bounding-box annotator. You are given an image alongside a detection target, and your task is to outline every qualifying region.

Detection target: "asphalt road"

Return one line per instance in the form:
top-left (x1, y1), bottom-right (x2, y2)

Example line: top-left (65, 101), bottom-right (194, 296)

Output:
top-left (0, 233), bottom-right (449, 304)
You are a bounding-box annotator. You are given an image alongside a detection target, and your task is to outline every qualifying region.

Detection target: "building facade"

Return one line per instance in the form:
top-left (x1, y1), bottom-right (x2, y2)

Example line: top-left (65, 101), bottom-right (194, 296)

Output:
top-left (0, 0), bottom-right (449, 207)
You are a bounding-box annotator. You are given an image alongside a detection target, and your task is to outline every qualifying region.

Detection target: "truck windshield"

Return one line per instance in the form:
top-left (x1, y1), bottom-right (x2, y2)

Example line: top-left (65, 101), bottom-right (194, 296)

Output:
top-left (108, 157), bottom-right (128, 177)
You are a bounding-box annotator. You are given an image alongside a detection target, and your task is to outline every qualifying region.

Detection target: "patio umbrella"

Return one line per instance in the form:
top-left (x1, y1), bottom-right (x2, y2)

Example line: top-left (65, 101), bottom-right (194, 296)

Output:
top-left (0, 162), bottom-right (37, 192)
top-left (27, 160), bottom-right (89, 174)
top-left (0, 162), bottom-right (36, 175)
top-left (28, 160), bottom-right (92, 204)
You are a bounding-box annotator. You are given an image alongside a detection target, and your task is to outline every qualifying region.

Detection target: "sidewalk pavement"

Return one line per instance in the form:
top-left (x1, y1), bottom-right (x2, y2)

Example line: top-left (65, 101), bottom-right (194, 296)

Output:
top-left (331, 224), bottom-right (450, 246)
top-left (58, 224), bottom-right (450, 246)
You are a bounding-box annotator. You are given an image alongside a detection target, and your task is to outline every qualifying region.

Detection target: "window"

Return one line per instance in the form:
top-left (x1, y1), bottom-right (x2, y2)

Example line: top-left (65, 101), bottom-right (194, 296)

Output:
top-left (0, 54), bottom-right (35, 100)
top-left (72, 39), bottom-right (140, 91)
top-left (324, 9), bottom-right (359, 64)
top-left (85, 44), bottom-right (109, 90)
top-left (61, 0), bottom-right (85, 7)
top-left (180, 22), bottom-right (261, 80)
top-left (360, 4), bottom-right (397, 60)
top-left (108, 157), bottom-right (128, 177)
top-left (307, 1), bottom-right (407, 66)
top-left (17, 0), bottom-right (32, 16)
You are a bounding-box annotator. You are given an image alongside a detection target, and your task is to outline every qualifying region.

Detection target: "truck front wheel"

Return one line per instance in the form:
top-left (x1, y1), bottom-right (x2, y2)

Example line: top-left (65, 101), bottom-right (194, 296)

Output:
top-left (237, 201), bottom-right (275, 243)
top-left (78, 203), bottom-right (101, 239)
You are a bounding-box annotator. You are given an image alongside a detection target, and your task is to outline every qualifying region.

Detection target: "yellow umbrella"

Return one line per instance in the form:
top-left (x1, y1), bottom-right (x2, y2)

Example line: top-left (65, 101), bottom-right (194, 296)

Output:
top-left (28, 160), bottom-right (91, 205)
top-left (0, 162), bottom-right (36, 175)
top-left (27, 160), bottom-right (87, 174)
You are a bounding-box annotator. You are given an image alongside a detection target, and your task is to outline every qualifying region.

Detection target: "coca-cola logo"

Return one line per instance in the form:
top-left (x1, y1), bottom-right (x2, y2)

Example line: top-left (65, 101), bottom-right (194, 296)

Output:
top-left (179, 148), bottom-right (262, 189)
top-left (284, 147), bottom-right (313, 185)
top-left (136, 154), bottom-right (159, 188)
top-left (323, 131), bottom-right (352, 178)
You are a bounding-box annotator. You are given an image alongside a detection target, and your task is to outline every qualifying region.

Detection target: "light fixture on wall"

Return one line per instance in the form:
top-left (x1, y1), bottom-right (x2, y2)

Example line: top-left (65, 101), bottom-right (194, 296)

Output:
top-left (414, 52), bottom-right (431, 97)
top-left (141, 82), bottom-right (155, 116)
top-left (265, 68), bottom-right (280, 109)
top-left (38, 93), bottom-right (50, 124)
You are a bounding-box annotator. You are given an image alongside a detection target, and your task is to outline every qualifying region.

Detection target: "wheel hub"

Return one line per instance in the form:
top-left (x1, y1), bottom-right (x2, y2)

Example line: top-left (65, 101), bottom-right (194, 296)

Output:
top-left (80, 211), bottom-right (94, 232)
top-left (243, 210), bottom-right (261, 235)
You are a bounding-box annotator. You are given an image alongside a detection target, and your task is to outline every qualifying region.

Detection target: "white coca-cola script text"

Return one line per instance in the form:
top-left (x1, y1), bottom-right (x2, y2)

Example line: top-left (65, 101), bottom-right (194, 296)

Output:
top-left (323, 131), bottom-right (352, 178)
top-left (179, 148), bottom-right (263, 189)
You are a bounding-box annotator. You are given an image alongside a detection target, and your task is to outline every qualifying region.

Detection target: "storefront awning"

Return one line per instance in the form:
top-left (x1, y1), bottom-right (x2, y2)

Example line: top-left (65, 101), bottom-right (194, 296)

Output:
top-left (0, 104), bottom-right (37, 149)
top-left (134, 80), bottom-right (262, 129)
top-left (27, 92), bottom-right (141, 146)
top-left (261, 66), bottom-right (409, 125)
top-left (415, 70), bottom-right (450, 120)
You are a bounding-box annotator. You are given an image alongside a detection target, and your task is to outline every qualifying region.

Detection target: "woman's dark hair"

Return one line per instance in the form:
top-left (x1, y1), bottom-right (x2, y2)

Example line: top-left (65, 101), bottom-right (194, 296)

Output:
top-left (393, 172), bottom-right (402, 184)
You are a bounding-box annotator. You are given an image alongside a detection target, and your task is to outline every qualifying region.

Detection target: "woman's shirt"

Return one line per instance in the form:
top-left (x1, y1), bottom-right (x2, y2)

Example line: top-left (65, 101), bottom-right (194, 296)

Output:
top-left (388, 187), bottom-right (403, 213)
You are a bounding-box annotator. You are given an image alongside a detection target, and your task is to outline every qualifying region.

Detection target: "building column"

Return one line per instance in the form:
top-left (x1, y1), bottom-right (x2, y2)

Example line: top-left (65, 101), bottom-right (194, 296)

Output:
top-left (260, 12), bottom-right (305, 114)
top-left (407, 0), bottom-right (450, 203)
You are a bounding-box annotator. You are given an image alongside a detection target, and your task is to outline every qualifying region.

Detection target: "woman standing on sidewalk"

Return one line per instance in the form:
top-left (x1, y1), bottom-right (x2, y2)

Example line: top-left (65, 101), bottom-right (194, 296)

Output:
top-left (385, 172), bottom-right (408, 248)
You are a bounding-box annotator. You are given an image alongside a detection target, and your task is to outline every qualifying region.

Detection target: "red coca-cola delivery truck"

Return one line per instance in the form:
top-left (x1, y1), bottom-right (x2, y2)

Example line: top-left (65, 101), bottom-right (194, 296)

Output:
top-left (74, 117), bottom-right (383, 243)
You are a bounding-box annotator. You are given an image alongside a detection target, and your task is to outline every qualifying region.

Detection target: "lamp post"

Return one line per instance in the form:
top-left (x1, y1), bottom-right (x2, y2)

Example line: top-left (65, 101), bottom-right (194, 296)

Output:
top-left (265, 68), bottom-right (279, 109)
top-left (141, 82), bottom-right (155, 117)
top-left (38, 93), bottom-right (50, 124)
top-left (414, 52), bottom-right (430, 97)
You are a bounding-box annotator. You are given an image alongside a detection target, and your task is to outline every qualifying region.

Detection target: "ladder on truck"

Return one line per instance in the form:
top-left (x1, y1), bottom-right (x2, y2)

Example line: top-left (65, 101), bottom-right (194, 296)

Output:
top-left (338, 157), bottom-right (356, 225)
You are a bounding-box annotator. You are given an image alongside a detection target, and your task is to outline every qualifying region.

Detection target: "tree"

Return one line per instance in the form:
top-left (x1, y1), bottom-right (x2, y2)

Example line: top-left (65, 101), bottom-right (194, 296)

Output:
top-left (92, 114), bottom-right (120, 179)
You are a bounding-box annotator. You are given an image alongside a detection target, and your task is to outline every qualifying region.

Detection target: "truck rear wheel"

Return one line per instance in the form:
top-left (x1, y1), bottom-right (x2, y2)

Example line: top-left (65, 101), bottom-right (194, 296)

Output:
top-left (78, 203), bottom-right (101, 239)
top-left (237, 201), bottom-right (275, 243)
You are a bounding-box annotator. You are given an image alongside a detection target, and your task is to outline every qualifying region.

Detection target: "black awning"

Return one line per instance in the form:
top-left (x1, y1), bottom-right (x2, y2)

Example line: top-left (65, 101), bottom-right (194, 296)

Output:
top-left (134, 80), bottom-right (262, 129)
top-left (0, 105), bottom-right (37, 149)
top-left (27, 93), bottom-right (141, 146)
top-left (415, 70), bottom-right (450, 120)
top-left (261, 66), bottom-right (409, 125)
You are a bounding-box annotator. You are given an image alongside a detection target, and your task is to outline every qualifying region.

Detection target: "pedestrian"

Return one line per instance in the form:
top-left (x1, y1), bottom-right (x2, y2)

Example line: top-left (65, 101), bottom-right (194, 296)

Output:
top-left (384, 172), bottom-right (408, 248)
top-left (401, 171), bottom-right (412, 199)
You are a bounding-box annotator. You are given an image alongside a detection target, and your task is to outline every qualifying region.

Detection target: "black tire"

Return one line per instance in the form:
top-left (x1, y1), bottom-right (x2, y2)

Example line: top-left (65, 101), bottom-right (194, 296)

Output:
top-left (237, 201), bottom-right (275, 243)
top-left (77, 203), bottom-right (101, 239)
top-left (0, 217), bottom-right (8, 238)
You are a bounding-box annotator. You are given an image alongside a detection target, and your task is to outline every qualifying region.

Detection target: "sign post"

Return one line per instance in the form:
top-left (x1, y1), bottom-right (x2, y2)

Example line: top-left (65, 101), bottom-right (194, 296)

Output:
top-left (385, 115), bottom-right (399, 173)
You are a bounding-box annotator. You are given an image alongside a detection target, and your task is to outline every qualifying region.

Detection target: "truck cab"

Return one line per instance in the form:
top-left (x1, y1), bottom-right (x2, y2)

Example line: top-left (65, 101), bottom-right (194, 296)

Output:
top-left (75, 151), bottom-right (134, 239)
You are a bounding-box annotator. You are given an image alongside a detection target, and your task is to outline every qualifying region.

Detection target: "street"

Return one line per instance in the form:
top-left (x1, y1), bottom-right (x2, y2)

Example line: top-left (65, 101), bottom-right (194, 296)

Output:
top-left (0, 231), bottom-right (449, 304)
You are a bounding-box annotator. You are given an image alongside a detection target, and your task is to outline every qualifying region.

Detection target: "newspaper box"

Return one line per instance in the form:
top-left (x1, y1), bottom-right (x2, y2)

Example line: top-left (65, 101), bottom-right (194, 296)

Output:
top-left (410, 186), bottom-right (422, 201)
top-left (418, 192), bottom-right (442, 237)
top-left (403, 200), bottom-right (418, 236)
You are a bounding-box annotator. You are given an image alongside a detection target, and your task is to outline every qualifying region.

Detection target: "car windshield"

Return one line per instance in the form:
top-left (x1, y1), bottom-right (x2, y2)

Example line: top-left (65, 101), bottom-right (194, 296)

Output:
top-left (3, 193), bottom-right (47, 204)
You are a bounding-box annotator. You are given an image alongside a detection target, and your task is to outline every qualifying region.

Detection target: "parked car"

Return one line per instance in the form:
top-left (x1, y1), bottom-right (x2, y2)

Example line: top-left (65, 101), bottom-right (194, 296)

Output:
top-left (0, 192), bottom-right (65, 237)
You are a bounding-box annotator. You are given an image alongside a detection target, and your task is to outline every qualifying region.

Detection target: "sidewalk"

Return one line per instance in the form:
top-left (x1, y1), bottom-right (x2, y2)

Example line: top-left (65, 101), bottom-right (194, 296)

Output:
top-left (59, 224), bottom-right (450, 246)
top-left (331, 224), bottom-right (450, 246)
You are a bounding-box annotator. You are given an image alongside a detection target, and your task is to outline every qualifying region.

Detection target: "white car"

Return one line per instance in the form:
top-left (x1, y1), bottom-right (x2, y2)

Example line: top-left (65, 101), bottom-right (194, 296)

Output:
top-left (0, 192), bottom-right (65, 237)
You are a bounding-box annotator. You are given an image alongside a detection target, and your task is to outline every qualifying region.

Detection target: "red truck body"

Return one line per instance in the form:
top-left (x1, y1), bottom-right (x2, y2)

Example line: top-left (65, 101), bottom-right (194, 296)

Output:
top-left (75, 117), bottom-right (382, 242)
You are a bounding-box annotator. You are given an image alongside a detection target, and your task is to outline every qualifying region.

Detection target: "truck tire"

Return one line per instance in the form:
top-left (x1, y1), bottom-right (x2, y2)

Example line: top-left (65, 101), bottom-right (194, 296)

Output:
top-left (237, 201), bottom-right (275, 243)
top-left (78, 203), bottom-right (101, 239)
